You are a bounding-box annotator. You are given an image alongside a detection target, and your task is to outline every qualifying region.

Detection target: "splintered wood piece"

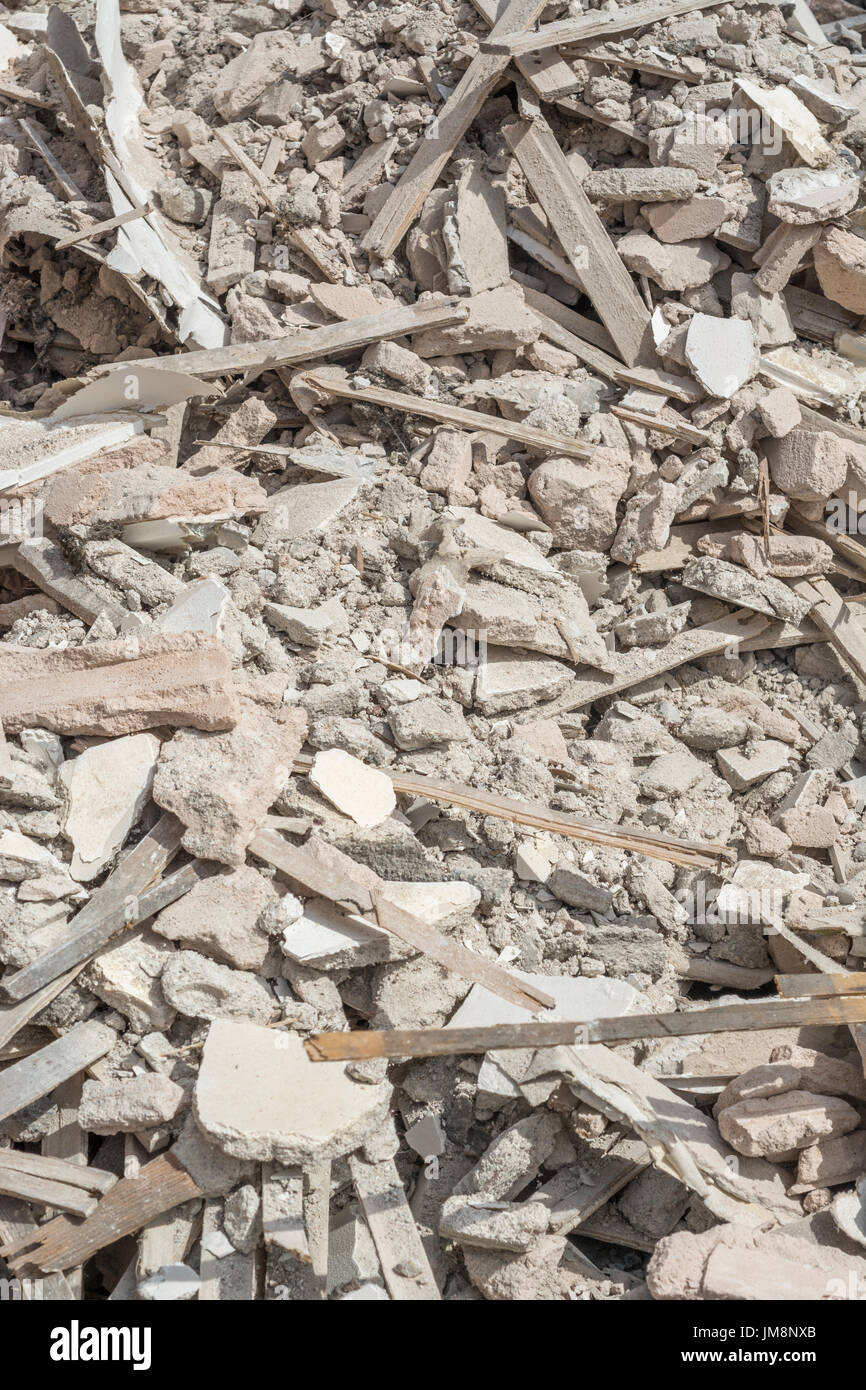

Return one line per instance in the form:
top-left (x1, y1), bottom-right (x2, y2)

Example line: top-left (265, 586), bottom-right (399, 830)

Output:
top-left (54, 202), bottom-right (153, 250)
top-left (482, 0), bottom-right (726, 56)
top-left (0, 1198), bottom-right (75, 1300)
top-left (305, 996), bottom-right (866, 1062)
top-left (792, 577), bottom-right (866, 688)
top-left (0, 1168), bottom-right (99, 1218)
top-left (19, 117), bottom-right (84, 199)
top-left (611, 405), bottom-right (712, 444)
top-left (249, 830), bottom-right (555, 1011)
top-left (0, 1152), bottom-right (202, 1275)
top-left (115, 297), bottom-right (468, 379)
top-left (362, 0), bottom-right (547, 258)
top-left (299, 369), bottom-right (595, 459)
top-left (522, 609), bottom-right (772, 718)
top-left (0, 1021), bottom-right (116, 1123)
top-left (470, 0), bottom-right (580, 103)
top-left (0, 965), bottom-right (84, 1051)
top-left (0, 833), bottom-right (201, 1003)
top-left (502, 115), bottom-right (652, 367)
top-left (348, 1156), bottom-right (440, 1300)
top-left (776, 972), bottom-right (866, 999)
top-left (0, 1149), bottom-right (116, 1193)
top-left (290, 756), bottom-right (735, 870)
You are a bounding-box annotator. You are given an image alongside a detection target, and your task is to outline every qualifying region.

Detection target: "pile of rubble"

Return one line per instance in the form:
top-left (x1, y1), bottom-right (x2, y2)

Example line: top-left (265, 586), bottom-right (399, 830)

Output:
top-left (1, 0), bottom-right (866, 1302)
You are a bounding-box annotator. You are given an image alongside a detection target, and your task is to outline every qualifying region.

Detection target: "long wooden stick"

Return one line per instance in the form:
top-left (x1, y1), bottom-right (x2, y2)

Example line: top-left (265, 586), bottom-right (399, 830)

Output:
top-left (0, 1021), bottom-right (116, 1123)
top-left (305, 996), bottom-right (866, 1062)
top-left (290, 756), bottom-right (735, 870)
top-left (502, 114), bottom-right (652, 366)
top-left (249, 830), bottom-right (556, 1011)
top-left (113, 298), bottom-right (469, 379)
top-left (775, 971), bottom-right (866, 999)
top-left (362, 0), bottom-right (547, 258)
top-left (0, 826), bottom-right (200, 1002)
top-left (300, 369), bottom-right (596, 459)
top-left (482, 0), bottom-right (725, 57)
top-left (54, 202), bottom-right (152, 250)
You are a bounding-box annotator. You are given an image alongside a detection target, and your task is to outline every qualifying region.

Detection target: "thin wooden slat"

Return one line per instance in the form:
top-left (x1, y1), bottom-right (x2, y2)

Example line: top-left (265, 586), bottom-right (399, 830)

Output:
top-left (0, 1021), bottom-right (116, 1122)
top-left (112, 298), bottom-right (469, 379)
top-left (362, 0), bottom-right (547, 259)
top-left (291, 756), bottom-right (735, 870)
top-left (482, 0), bottom-right (725, 57)
top-left (54, 202), bottom-right (152, 250)
top-left (0, 1152), bottom-right (202, 1275)
top-left (0, 841), bottom-right (204, 1003)
top-left (0, 1168), bottom-right (98, 1218)
top-left (775, 971), bottom-right (866, 999)
top-left (0, 965), bottom-right (85, 1051)
top-left (502, 114), bottom-right (652, 366)
top-left (792, 577), bottom-right (866, 687)
top-left (300, 369), bottom-right (596, 458)
top-left (305, 996), bottom-right (866, 1062)
top-left (348, 1156), bottom-right (440, 1300)
top-left (0, 1149), bottom-right (116, 1193)
top-left (249, 830), bottom-right (555, 1012)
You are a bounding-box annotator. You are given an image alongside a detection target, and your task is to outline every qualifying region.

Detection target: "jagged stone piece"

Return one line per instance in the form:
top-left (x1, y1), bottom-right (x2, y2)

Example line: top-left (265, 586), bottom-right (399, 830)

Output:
top-left (59, 733), bottom-right (160, 882)
top-left (193, 1019), bottom-right (392, 1164)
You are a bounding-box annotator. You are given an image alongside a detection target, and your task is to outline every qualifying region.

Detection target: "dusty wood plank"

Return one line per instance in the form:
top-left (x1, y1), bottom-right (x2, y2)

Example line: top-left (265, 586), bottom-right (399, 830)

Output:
top-left (306, 996), bottom-right (866, 1062)
top-left (0, 1168), bottom-right (99, 1217)
top-left (362, 0), bottom-right (547, 258)
top-left (0, 966), bottom-right (84, 1051)
top-left (249, 829), bottom-right (555, 1012)
top-left (300, 369), bottom-right (596, 458)
top-left (0, 849), bottom-right (205, 1004)
top-left (793, 577), bottom-right (866, 687)
top-left (348, 1156), bottom-right (440, 1300)
top-left (470, 0), bottom-right (582, 101)
top-left (519, 609), bottom-right (772, 718)
top-left (502, 115), bottom-right (652, 366)
top-left (482, 0), bottom-right (726, 57)
top-left (112, 298), bottom-right (469, 380)
top-left (291, 755), bottom-right (735, 870)
top-left (54, 202), bottom-right (153, 250)
top-left (19, 117), bottom-right (84, 199)
top-left (0, 1197), bottom-right (75, 1300)
top-left (612, 404), bottom-right (712, 445)
top-left (0, 1152), bottom-right (203, 1275)
top-left (0, 1148), bottom-right (116, 1193)
top-left (775, 971), bottom-right (866, 999)
top-left (0, 1021), bottom-right (116, 1122)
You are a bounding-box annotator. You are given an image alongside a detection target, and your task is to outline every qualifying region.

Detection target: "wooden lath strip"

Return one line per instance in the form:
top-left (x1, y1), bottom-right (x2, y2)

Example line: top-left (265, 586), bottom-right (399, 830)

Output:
top-left (362, 0), bottom-right (548, 259)
top-left (482, 0), bottom-right (725, 58)
top-left (305, 996), bottom-right (866, 1062)
top-left (291, 756), bottom-right (736, 870)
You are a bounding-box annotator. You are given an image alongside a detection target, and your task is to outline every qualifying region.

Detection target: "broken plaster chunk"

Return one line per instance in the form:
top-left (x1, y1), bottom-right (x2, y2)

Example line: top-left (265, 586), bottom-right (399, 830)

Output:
top-left (755, 387), bottom-right (801, 439)
top-left (583, 167), bottom-right (697, 203)
top-left (193, 1020), bottom-right (392, 1164)
top-left (0, 634), bottom-right (239, 738)
top-left (716, 739), bottom-right (791, 791)
top-left (78, 1073), bottom-right (187, 1134)
top-left (411, 287), bottom-right (540, 357)
top-left (684, 313), bottom-right (757, 399)
top-left (642, 196), bottom-right (727, 245)
top-left (547, 865), bottom-right (612, 913)
top-left (138, 1264), bottom-right (201, 1301)
top-left (778, 805), bottom-right (838, 849)
top-left (439, 1195), bottom-right (550, 1252)
top-left (796, 1131), bottom-right (866, 1189)
top-left (59, 733), bottom-right (160, 882)
top-left (161, 951), bottom-right (278, 1025)
top-left (528, 450), bottom-right (630, 552)
top-left (252, 478), bottom-right (363, 547)
top-left (617, 232), bottom-right (730, 292)
top-left (766, 166), bottom-right (860, 226)
top-left (813, 227), bottom-right (866, 316)
top-left (153, 704), bottom-right (308, 866)
top-left (766, 428), bottom-right (848, 502)
top-left (309, 749), bottom-right (397, 828)
top-left (718, 1090), bottom-right (861, 1161)
top-left (264, 596), bottom-right (349, 647)
top-left (735, 78), bottom-right (834, 168)
top-left (153, 865), bottom-right (279, 971)
top-left (648, 1223), bottom-right (866, 1300)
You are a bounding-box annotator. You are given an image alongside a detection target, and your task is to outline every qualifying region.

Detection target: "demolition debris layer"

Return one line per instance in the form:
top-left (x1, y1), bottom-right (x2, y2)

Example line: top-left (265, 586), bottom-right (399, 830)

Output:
top-left (2, 0), bottom-right (866, 1311)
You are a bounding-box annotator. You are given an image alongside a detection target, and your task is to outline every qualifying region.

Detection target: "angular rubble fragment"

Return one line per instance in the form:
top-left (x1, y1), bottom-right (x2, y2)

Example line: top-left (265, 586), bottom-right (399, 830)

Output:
top-left (153, 704), bottom-right (308, 866)
top-left (309, 750), bottom-right (397, 828)
top-left (59, 733), bottom-right (160, 881)
top-left (684, 314), bottom-right (757, 399)
top-left (78, 1075), bottom-right (186, 1134)
top-left (194, 1020), bottom-right (392, 1164)
top-left (0, 635), bottom-right (238, 737)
